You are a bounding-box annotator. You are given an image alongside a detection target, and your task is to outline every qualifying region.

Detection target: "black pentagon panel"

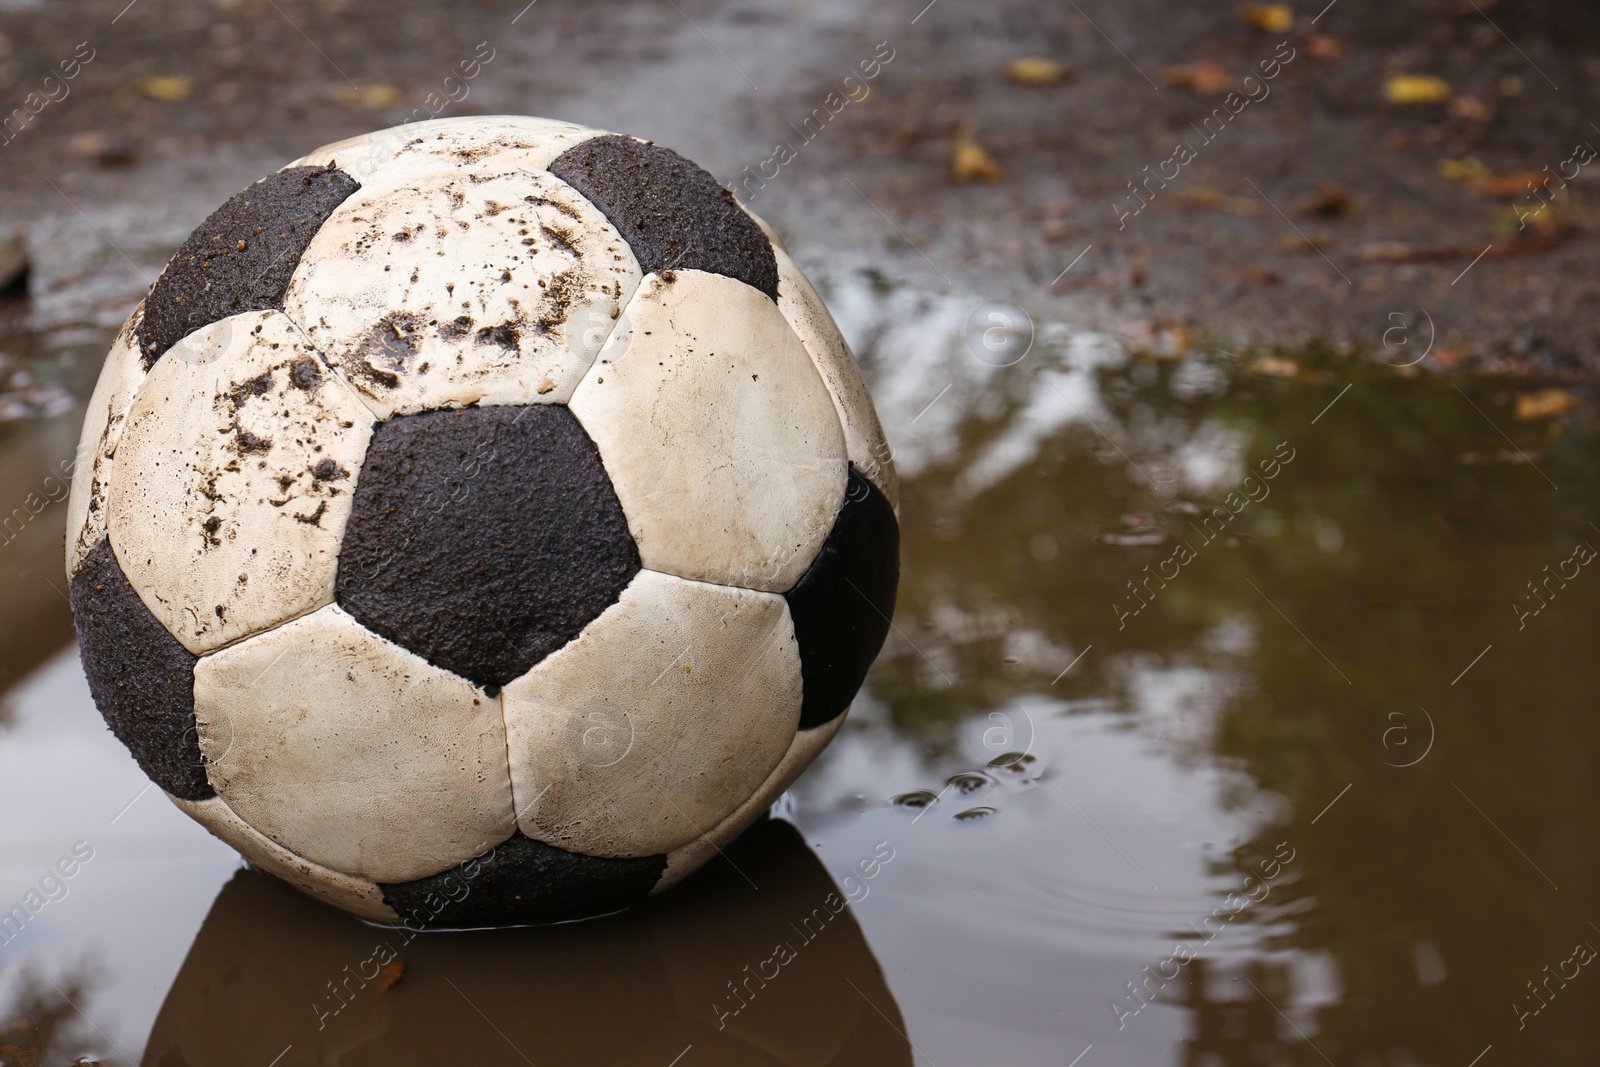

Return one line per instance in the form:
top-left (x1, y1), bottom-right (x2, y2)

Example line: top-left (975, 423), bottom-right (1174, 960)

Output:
top-left (785, 466), bottom-right (900, 730)
top-left (336, 404), bottom-right (639, 691)
top-left (69, 540), bottom-right (212, 801)
top-left (379, 832), bottom-right (666, 928)
top-left (549, 134), bottom-right (779, 300)
top-left (138, 165), bottom-right (360, 368)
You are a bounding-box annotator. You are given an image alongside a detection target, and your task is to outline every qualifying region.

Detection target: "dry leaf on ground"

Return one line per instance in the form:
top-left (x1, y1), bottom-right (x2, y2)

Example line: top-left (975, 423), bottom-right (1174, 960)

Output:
top-left (1514, 389), bottom-right (1582, 421)
top-left (67, 131), bottom-right (138, 167)
top-left (1239, 3), bottom-right (1294, 32)
top-left (951, 131), bottom-right (1004, 181)
top-left (1448, 94), bottom-right (1493, 122)
top-left (1302, 33), bottom-right (1344, 59)
top-left (1164, 63), bottom-right (1233, 94)
top-left (1174, 189), bottom-right (1267, 214)
top-left (1297, 182), bottom-right (1352, 218)
top-left (1385, 74), bottom-right (1451, 104)
top-left (1438, 157), bottom-right (1490, 181)
top-left (1005, 57), bottom-right (1071, 85)
top-left (1470, 172), bottom-right (1546, 198)
top-left (1356, 224), bottom-right (1578, 263)
top-left (136, 75), bottom-right (193, 101)
top-left (337, 83), bottom-right (403, 108)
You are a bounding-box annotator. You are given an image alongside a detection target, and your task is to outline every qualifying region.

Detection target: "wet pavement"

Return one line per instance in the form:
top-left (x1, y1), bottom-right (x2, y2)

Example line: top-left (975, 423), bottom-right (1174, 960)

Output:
top-left (1, 0), bottom-right (1599, 1064)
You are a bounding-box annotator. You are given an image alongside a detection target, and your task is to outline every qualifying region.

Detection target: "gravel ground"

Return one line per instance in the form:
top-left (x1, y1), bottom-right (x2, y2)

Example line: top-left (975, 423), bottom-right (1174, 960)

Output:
top-left (1, 0), bottom-right (1599, 371)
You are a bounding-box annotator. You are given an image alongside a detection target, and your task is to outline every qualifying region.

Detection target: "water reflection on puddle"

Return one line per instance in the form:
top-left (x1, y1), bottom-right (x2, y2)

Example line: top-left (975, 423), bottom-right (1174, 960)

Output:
top-left (2, 261), bottom-right (1598, 1063)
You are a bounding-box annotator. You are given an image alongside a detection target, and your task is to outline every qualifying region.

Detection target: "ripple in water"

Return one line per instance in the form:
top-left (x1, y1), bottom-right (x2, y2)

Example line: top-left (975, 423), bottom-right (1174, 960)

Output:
top-left (987, 751), bottom-right (1044, 785)
top-left (947, 771), bottom-right (995, 797)
top-left (892, 789), bottom-right (941, 811)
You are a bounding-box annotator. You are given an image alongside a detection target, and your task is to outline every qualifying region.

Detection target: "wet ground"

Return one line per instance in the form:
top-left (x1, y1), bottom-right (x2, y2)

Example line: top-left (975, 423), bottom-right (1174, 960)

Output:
top-left (2, 0), bottom-right (1599, 1064)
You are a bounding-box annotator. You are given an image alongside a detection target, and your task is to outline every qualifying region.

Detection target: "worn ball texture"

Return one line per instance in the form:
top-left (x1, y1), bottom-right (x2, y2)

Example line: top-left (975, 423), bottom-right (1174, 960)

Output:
top-left (65, 116), bottom-right (899, 926)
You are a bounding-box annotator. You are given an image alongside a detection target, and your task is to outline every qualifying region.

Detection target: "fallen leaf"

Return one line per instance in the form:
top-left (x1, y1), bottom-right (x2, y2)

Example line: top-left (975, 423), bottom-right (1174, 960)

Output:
top-left (67, 130), bottom-right (138, 167)
top-left (1247, 356), bottom-right (1301, 378)
top-left (375, 961), bottom-right (407, 993)
top-left (1385, 74), bottom-right (1451, 104)
top-left (1296, 181), bottom-right (1352, 218)
top-left (1514, 388), bottom-right (1582, 421)
top-left (1356, 241), bottom-right (1418, 262)
top-left (1447, 93), bottom-right (1493, 122)
top-left (1174, 188), bottom-right (1266, 214)
top-left (1494, 202), bottom-right (1560, 233)
top-left (337, 83), bottom-right (403, 108)
top-left (1470, 172), bottom-right (1545, 198)
top-left (1477, 223), bottom-right (1578, 254)
top-left (1355, 224), bottom-right (1578, 262)
top-left (1176, 189), bottom-right (1222, 208)
top-left (1163, 62), bottom-right (1233, 95)
top-left (1239, 3), bottom-right (1294, 32)
top-left (1438, 157), bottom-right (1490, 181)
top-left (1301, 33), bottom-right (1344, 59)
top-left (136, 75), bottom-right (193, 101)
top-left (951, 131), bottom-right (1003, 182)
top-left (1005, 57), bottom-right (1071, 85)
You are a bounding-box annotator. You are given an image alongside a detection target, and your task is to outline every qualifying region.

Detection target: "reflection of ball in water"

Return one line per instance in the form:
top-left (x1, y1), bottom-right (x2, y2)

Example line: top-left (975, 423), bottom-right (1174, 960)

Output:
top-left (64, 116), bottom-right (900, 926)
top-left (146, 821), bottom-right (915, 1064)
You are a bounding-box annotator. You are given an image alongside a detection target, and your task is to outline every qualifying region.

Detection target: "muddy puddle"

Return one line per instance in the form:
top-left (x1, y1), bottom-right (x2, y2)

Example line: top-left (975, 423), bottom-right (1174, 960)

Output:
top-left (0, 258), bottom-right (1596, 1065)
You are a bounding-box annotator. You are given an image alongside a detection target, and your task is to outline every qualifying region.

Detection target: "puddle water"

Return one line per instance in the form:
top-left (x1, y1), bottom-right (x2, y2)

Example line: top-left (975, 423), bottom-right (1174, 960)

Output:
top-left (1, 261), bottom-right (1597, 1065)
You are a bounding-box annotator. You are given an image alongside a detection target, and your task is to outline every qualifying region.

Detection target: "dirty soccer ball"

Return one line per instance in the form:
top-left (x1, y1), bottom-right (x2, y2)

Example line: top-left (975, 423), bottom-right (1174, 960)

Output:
top-left (65, 116), bottom-right (899, 926)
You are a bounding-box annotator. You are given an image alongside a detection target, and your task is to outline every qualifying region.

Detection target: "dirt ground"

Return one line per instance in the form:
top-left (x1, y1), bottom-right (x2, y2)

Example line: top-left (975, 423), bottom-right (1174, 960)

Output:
top-left (2, 0), bottom-right (1600, 374)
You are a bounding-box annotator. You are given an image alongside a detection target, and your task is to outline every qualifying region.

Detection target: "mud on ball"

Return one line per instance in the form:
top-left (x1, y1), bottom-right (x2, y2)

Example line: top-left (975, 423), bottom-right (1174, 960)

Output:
top-left (64, 116), bottom-right (899, 926)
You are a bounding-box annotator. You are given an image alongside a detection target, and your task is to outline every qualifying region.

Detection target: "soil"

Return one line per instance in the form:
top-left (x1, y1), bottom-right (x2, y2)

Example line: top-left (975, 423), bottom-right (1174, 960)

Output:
top-left (0, 0), bottom-right (1596, 375)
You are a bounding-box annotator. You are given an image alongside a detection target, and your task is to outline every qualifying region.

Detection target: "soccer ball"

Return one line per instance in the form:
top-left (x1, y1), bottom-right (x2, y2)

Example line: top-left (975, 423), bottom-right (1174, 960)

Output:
top-left (65, 116), bottom-right (898, 926)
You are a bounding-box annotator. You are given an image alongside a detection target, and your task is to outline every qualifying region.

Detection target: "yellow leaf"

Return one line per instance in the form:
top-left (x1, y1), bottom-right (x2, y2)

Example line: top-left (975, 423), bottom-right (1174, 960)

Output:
top-left (951, 134), bottom-right (1003, 182)
top-left (1240, 3), bottom-right (1294, 32)
top-left (336, 83), bottom-right (403, 108)
top-left (1385, 74), bottom-right (1451, 104)
top-left (1514, 389), bottom-right (1582, 421)
top-left (136, 75), bottom-right (193, 102)
top-left (1437, 157), bottom-right (1489, 181)
top-left (1494, 202), bottom-right (1558, 233)
top-left (1005, 57), bottom-right (1069, 85)
top-left (361, 83), bottom-right (402, 108)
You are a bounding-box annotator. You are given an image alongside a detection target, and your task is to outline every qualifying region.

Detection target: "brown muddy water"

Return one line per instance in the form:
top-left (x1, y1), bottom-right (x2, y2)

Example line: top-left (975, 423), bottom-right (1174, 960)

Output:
top-left (1, 256), bottom-right (1596, 1066)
